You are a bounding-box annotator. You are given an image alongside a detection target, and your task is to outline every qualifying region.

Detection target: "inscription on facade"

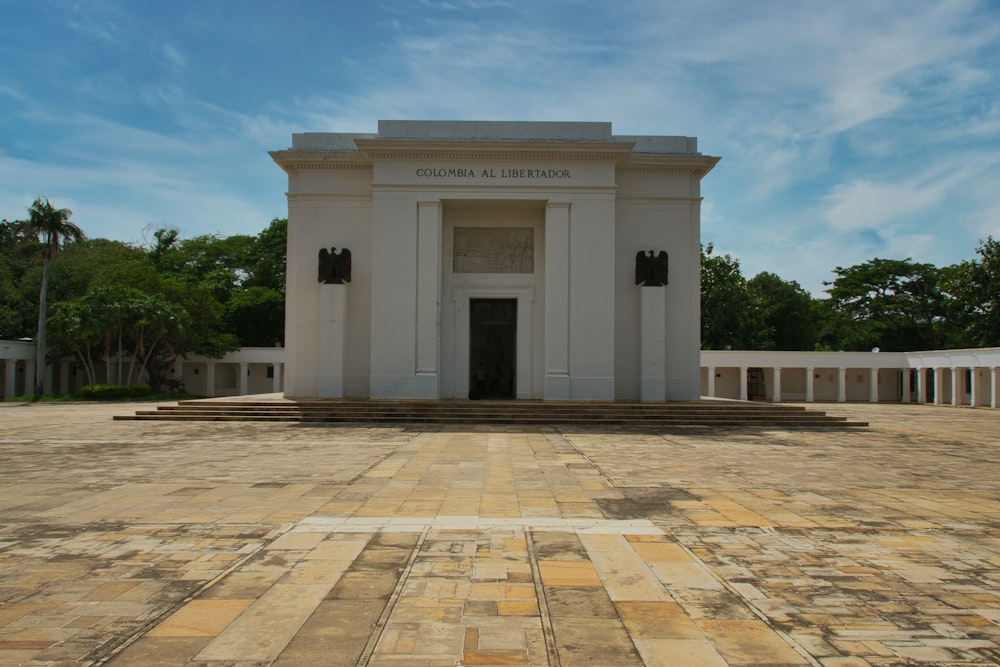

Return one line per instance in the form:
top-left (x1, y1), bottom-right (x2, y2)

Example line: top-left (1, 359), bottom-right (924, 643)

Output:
top-left (416, 167), bottom-right (571, 179)
top-left (454, 228), bottom-right (534, 274)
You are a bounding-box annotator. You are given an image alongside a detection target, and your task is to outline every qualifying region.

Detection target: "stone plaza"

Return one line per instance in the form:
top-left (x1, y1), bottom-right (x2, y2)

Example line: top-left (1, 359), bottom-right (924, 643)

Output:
top-left (0, 400), bottom-right (998, 666)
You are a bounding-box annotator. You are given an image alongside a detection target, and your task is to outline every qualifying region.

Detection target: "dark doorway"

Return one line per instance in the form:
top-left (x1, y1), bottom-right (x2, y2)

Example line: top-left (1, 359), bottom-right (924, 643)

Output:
top-left (469, 298), bottom-right (516, 399)
top-left (747, 367), bottom-right (766, 401)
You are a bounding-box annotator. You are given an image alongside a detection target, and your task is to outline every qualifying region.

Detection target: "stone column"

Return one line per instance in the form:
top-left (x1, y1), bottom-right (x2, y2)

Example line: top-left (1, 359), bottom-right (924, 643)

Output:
top-left (951, 367), bottom-right (960, 406)
top-left (805, 367), bottom-right (814, 402)
top-left (970, 368), bottom-right (978, 408)
top-left (23, 361), bottom-right (34, 399)
top-left (369, 193), bottom-right (419, 398)
top-left (706, 366), bottom-right (716, 398)
top-left (206, 362), bottom-right (216, 398)
top-left (2, 359), bottom-right (13, 399)
top-left (991, 367), bottom-right (998, 409)
top-left (739, 366), bottom-right (748, 401)
top-left (319, 283), bottom-right (347, 397)
top-left (415, 201), bottom-right (442, 399)
top-left (544, 202), bottom-right (571, 399)
top-left (640, 286), bottom-right (667, 401)
top-left (239, 362), bottom-right (249, 396)
top-left (272, 363), bottom-right (283, 393)
top-left (916, 368), bottom-right (926, 403)
top-left (837, 367), bottom-right (847, 403)
top-left (869, 368), bottom-right (879, 403)
top-left (772, 367), bottom-right (782, 403)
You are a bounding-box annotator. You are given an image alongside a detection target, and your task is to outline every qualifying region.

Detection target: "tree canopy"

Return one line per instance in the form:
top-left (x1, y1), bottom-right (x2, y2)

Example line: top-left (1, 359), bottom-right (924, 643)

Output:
top-left (0, 211), bottom-right (287, 392)
top-left (700, 241), bottom-right (998, 352)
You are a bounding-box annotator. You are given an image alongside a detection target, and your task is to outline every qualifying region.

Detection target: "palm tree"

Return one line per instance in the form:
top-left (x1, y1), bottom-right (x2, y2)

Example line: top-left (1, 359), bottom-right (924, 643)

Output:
top-left (17, 198), bottom-right (85, 398)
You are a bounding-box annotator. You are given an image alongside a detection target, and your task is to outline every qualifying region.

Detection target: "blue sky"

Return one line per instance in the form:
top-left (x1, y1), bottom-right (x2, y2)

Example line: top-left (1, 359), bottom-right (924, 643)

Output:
top-left (2, 0), bottom-right (999, 295)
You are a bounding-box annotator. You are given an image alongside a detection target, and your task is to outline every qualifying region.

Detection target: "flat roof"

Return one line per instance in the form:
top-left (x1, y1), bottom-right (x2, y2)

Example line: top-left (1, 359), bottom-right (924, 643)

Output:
top-left (289, 120), bottom-right (700, 154)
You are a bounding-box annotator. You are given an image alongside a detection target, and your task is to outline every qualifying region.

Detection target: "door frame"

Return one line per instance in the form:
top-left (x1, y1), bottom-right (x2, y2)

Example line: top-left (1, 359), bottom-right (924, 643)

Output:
top-left (468, 298), bottom-right (517, 399)
top-left (450, 285), bottom-right (535, 399)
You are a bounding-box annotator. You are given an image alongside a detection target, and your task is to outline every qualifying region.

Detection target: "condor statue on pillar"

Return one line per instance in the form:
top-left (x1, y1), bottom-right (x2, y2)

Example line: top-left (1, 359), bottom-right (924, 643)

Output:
top-left (270, 121), bottom-right (719, 401)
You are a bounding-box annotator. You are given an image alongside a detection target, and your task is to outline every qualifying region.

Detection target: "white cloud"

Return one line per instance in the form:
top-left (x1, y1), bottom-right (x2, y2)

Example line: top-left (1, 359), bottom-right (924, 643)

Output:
top-left (4, 0), bottom-right (999, 297)
top-left (822, 179), bottom-right (945, 233)
top-left (161, 44), bottom-right (185, 71)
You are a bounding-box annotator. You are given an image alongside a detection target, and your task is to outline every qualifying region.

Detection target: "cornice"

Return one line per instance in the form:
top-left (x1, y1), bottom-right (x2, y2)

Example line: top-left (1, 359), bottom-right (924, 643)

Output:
top-left (354, 138), bottom-right (635, 163)
top-left (269, 150), bottom-right (372, 174)
top-left (618, 153), bottom-right (721, 177)
top-left (271, 144), bottom-right (721, 177)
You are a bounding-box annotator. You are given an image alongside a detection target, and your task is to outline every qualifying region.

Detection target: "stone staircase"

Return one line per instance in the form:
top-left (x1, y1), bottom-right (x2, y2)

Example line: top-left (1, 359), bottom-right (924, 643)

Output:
top-left (115, 399), bottom-right (868, 428)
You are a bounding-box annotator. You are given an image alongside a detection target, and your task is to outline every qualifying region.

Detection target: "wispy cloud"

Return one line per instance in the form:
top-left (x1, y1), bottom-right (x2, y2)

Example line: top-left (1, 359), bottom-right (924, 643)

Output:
top-left (1, 0), bottom-right (998, 295)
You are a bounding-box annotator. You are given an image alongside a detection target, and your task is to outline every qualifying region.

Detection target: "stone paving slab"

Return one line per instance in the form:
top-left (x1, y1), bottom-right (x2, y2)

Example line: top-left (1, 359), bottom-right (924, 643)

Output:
top-left (0, 400), bottom-right (998, 665)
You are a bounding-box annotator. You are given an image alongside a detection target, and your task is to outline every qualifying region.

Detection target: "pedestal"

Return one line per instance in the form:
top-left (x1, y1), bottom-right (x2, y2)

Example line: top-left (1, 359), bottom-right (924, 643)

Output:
top-left (319, 284), bottom-right (347, 397)
top-left (640, 286), bottom-right (666, 401)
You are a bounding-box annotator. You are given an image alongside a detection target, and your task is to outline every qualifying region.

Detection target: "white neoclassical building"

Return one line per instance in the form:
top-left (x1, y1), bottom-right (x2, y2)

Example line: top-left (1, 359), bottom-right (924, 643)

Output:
top-left (270, 120), bottom-right (719, 401)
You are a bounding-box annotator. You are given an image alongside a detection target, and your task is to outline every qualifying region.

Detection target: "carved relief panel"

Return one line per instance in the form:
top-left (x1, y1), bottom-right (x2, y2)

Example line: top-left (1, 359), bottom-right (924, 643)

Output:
top-left (453, 227), bottom-right (534, 274)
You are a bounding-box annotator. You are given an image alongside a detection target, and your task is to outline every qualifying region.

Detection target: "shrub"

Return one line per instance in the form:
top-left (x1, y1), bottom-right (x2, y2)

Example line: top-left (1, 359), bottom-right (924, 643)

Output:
top-left (80, 384), bottom-right (153, 400)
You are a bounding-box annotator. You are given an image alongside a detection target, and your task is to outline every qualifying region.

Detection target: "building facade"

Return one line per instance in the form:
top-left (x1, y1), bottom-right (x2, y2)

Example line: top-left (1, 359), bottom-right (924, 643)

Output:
top-left (270, 121), bottom-right (719, 400)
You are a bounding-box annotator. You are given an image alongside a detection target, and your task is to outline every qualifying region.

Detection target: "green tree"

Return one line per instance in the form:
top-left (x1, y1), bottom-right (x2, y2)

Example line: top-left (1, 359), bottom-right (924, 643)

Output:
top-left (153, 231), bottom-right (257, 302)
top-left (48, 287), bottom-right (190, 387)
top-left (12, 198), bottom-right (85, 397)
top-left (245, 217), bottom-right (287, 293)
top-left (946, 236), bottom-right (1000, 347)
top-left (48, 297), bottom-right (103, 386)
top-left (823, 257), bottom-right (946, 351)
top-left (701, 243), bottom-right (766, 349)
top-left (224, 286), bottom-right (285, 346)
top-left (747, 272), bottom-right (819, 350)
top-left (0, 220), bottom-right (27, 338)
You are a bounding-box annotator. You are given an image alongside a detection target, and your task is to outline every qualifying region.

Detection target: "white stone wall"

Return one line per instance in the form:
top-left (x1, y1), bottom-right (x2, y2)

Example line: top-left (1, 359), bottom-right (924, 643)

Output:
top-left (271, 120), bottom-right (719, 401)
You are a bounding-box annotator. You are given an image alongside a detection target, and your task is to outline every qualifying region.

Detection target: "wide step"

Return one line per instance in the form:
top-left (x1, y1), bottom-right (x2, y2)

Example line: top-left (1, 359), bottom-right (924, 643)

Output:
top-left (116, 399), bottom-right (867, 428)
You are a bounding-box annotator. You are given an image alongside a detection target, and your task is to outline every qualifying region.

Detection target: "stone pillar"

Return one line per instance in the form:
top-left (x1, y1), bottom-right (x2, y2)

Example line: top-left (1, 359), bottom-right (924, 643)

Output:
top-left (991, 367), bottom-right (998, 409)
top-left (206, 362), bottom-right (216, 398)
top-left (951, 367), bottom-right (960, 406)
top-left (640, 286), bottom-right (667, 401)
top-left (739, 366), bottom-right (748, 401)
top-left (805, 367), bottom-right (814, 402)
top-left (772, 367), bottom-right (782, 403)
top-left (969, 368), bottom-right (978, 408)
top-left (901, 369), bottom-right (911, 404)
top-left (2, 359), bottom-right (13, 399)
top-left (917, 368), bottom-right (926, 404)
top-left (415, 201), bottom-right (442, 398)
top-left (706, 366), bottom-right (716, 398)
top-left (272, 363), bottom-right (283, 393)
top-left (869, 368), bottom-right (879, 403)
top-left (837, 367), bottom-right (847, 402)
top-left (319, 283), bottom-right (347, 397)
top-left (239, 362), bottom-right (249, 396)
top-left (544, 202), bottom-right (571, 399)
top-left (23, 361), bottom-right (34, 399)
top-left (934, 367), bottom-right (945, 405)
top-left (369, 193), bottom-right (419, 398)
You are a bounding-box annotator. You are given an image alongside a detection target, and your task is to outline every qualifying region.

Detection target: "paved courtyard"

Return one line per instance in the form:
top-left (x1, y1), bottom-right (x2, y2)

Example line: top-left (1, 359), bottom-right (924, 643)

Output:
top-left (0, 401), bottom-right (998, 666)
